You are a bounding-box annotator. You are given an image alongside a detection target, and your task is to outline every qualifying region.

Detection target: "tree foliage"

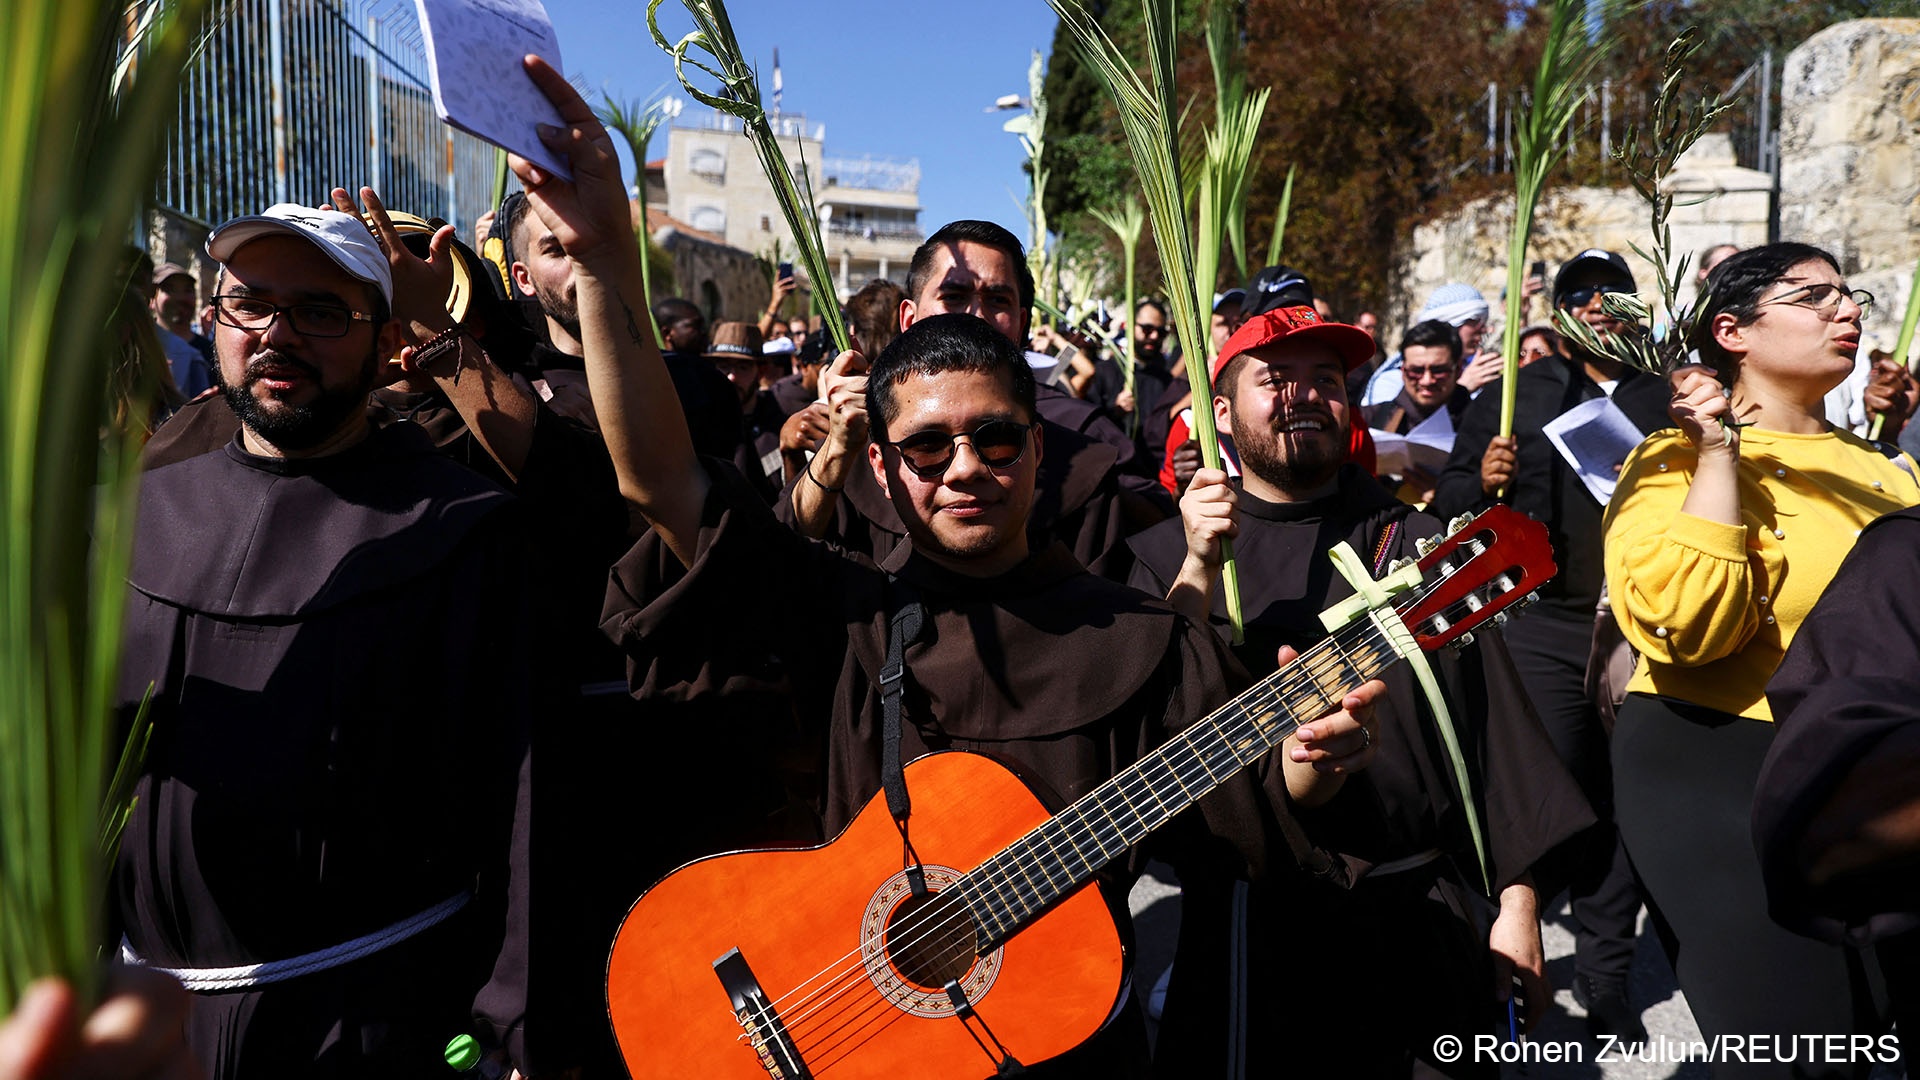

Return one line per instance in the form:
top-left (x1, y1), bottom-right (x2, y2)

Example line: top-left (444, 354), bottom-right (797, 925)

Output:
top-left (1040, 0), bottom-right (1920, 319)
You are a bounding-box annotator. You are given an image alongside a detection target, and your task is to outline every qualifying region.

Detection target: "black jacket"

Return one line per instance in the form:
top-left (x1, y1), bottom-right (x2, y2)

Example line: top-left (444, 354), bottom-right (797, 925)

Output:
top-left (1430, 355), bottom-right (1669, 620)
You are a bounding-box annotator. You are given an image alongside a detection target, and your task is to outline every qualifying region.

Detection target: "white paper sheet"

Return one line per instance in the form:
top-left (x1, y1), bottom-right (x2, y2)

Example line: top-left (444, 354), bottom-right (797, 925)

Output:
top-left (413, 0), bottom-right (571, 180)
top-left (1542, 395), bottom-right (1647, 503)
top-left (1370, 406), bottom-right (1457, 478)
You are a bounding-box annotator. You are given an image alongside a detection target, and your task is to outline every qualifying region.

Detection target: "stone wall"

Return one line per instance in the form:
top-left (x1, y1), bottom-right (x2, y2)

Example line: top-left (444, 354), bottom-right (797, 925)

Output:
top-left (1394, 17), bottom-right (1920, 354)
top-left (1393, 134), bottom-right (1770, 342)
top-left (1778, 18), bottom-right (1920, 347)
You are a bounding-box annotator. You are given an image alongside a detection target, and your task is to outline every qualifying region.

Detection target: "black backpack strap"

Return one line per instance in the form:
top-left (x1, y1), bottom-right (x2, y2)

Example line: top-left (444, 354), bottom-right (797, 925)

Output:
top-left (880, 575), bottom-right (927, 824)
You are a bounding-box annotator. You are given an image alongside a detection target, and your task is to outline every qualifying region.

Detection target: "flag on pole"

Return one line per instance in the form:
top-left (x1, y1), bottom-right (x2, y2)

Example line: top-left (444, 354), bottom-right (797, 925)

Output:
top-left (771, 47), bottom-right (783, 114)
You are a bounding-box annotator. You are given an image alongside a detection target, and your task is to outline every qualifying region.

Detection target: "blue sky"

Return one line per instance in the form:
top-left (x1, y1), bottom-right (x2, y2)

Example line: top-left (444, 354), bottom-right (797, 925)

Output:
top-left (543, 0), bottom-right (1061, 241)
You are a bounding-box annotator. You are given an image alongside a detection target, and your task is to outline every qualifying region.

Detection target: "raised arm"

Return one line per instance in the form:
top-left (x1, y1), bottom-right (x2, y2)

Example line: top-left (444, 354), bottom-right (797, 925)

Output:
top-left (510, 55), bottom-right (706, 564)
top-left (787, 349), bottom-right (868, 538)
top-left (334, 186), bottom-right (539, 482)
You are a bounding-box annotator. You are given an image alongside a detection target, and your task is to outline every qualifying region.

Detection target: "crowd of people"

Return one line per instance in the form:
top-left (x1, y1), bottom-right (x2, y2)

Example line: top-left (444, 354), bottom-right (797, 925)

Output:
top-left (10, 48), bottom-right (1920, 1080)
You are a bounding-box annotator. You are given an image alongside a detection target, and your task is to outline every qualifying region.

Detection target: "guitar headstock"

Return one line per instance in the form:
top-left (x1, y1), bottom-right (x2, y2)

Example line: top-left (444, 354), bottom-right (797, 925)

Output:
top-left (1394, 506), bottom-right (1556, 652)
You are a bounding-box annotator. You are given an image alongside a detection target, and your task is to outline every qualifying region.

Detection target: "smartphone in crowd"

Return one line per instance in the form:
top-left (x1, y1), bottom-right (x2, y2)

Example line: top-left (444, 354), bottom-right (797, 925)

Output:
top-left (777, 261), bottom-right (794, 282)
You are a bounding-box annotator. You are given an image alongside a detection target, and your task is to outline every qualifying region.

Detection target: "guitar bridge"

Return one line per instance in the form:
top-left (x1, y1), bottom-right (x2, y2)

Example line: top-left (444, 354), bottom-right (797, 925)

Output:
top-left (714, 947), bottom-right (813, 1080)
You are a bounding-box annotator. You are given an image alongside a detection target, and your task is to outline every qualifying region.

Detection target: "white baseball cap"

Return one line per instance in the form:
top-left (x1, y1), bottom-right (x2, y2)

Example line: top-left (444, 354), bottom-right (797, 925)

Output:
top-left (206, 204), bottom-right (393, 304)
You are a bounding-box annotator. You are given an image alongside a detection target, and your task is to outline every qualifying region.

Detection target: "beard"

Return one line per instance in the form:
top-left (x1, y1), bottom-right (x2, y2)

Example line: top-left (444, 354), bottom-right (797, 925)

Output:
top-left (1236, 411), bottom-right (1345, 494)
top-left (223, 346), bottom-right (378, 452)
top-left (536, 279), bottom-right (581, 342)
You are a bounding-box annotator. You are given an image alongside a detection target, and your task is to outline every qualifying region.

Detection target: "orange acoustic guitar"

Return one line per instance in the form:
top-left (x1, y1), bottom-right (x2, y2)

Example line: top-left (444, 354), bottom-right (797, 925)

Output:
top-left (607, 506), bottom-right (1555, 1079)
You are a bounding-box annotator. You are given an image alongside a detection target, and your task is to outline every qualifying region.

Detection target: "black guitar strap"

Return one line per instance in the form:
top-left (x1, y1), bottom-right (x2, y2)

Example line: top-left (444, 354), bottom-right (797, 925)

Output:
top-left (881, 575), bottom-right (929, 896)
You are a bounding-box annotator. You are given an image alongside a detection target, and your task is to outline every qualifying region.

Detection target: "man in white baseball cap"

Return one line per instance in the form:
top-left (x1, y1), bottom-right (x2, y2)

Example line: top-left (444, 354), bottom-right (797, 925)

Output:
top-left (200, 203), bottom-right (400, 456)
top-left (115, 194), bottom-right (537, 1077)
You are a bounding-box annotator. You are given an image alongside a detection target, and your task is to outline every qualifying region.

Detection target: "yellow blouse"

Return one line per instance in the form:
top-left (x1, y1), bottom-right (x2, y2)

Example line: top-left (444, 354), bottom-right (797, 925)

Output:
top-left (1604, 426), bottom-right (1920, 721)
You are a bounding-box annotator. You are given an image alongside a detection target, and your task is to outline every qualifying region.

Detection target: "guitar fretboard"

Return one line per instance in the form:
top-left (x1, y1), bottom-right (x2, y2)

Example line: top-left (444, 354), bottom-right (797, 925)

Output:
top-left (956, 618), bottom-right (1403, 949)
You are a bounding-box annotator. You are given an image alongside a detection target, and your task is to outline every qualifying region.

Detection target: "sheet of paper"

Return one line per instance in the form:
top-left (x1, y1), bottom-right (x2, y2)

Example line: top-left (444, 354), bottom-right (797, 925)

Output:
top-left (1542, 395), bottom-right (1647, 503)
top-left (1369, 428), bottom-right (1410, 477)
top-left (413, 0), bottom-right (571, 180)
top-left (1403, 406), bottom-right (1456, 474)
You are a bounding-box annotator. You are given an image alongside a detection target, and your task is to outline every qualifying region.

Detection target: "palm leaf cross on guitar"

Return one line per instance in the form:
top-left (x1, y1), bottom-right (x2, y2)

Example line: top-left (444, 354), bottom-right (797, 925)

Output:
top-left (607, 506), bottom-right (1555, 1079)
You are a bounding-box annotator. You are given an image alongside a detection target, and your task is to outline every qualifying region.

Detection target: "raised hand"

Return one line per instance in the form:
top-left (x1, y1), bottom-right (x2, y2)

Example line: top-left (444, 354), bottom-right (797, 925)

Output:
top-left (329, 185), bottom-right (456, 346)
top-left (507, 55), bottom-right (633, 269)
top-left (1668, 363), bottom-right (1738, 458)
top-left (1479, 435), bottom-right (1517, 497)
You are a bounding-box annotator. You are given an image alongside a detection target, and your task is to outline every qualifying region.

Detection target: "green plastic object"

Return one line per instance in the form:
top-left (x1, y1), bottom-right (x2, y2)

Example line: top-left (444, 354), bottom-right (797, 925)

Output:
top-left (445, 1034), bottom-right (483, 1072)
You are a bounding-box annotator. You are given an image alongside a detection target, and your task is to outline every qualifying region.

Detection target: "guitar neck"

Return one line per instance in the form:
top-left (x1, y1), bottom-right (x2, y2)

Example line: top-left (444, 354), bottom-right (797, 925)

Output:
top-left (956, 617), bottom-right (1403, 949)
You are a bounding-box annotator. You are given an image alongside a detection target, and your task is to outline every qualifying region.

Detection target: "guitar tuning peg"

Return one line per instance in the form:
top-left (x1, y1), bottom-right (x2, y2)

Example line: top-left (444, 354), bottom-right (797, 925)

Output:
top-left (1524, 591), bottom-right (1539, 607)
top-left (1447, 515), bottom-right (1474, 536)
top-left (1455, 631), bottom-right (1475, 647)
top-left (1388, 556), bottom-right (1416, 573)
top-left (1414, 536), bottom-right (1438, 557)
top-left (1491, 612), bottom-right (1508, 627)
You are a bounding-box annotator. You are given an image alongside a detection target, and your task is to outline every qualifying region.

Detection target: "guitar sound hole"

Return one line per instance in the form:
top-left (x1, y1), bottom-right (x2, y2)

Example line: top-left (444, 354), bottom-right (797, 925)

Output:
top-left (884, 891), bottom-right (979, 990)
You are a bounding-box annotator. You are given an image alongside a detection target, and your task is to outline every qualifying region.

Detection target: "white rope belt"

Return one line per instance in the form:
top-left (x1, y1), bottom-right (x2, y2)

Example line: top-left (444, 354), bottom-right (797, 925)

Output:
top-left (120, 890), bottom-right (471, 992)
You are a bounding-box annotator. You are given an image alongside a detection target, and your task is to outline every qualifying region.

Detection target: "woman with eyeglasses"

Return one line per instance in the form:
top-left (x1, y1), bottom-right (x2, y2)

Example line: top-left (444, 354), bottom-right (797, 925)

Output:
top-left (1603, 242), bottom-right (1917, 1059)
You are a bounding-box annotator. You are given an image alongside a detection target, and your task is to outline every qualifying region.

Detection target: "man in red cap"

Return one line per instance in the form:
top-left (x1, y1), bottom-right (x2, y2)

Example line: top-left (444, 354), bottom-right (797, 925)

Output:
top-left (1127, 304), bottom-right (1592, 1078)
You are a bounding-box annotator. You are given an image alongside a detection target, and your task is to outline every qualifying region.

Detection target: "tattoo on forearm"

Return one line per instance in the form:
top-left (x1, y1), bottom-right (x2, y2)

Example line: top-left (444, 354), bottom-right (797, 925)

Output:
top-left (622, 298), bottom-right (646, 348)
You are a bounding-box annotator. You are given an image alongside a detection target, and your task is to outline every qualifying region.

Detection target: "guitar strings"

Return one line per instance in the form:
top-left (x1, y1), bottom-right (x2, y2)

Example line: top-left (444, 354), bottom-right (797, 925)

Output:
top-left (762, 631), bottom-right (1388, 1057)
top-left (759, 551), bottom-right (1520, 1058)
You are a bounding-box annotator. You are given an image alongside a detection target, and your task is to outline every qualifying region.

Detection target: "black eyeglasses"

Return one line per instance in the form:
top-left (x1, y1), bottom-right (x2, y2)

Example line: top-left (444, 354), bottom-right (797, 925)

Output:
top-left (1558, 282), bottom-right (1631, 310)
top-left (880, 420), bottom-right (1034, 479)
top-left (1761, 283), bottom-right (1874, 319)
top-left (213, 294), bottom-right (374, 338)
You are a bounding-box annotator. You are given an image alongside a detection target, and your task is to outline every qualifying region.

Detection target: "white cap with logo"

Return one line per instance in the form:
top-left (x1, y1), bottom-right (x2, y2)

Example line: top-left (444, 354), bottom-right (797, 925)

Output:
top-left (206, 204), bottom-right (393, 304)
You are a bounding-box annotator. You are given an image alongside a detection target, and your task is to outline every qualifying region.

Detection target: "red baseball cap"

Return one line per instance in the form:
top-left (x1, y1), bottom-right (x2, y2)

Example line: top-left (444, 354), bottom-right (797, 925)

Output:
top-left (1210, 304), bottom-right (1376, 385)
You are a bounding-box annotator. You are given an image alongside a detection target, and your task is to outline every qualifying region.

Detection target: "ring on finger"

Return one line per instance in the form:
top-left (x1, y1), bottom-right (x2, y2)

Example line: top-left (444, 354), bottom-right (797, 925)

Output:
top-left (1358, 725), bottom-right (1373, 751)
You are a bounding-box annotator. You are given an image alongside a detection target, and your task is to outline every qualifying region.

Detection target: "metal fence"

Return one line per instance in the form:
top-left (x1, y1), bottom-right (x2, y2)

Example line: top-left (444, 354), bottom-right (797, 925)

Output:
top-left (1469, 53), bottom-right (1778, 181)
top-left (159, 0), bottom-right (499, 231)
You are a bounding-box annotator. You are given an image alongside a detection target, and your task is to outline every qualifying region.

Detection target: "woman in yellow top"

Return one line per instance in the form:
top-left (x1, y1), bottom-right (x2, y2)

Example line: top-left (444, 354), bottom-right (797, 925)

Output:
top-left (1604, 242), bottom-right (1918, 1059)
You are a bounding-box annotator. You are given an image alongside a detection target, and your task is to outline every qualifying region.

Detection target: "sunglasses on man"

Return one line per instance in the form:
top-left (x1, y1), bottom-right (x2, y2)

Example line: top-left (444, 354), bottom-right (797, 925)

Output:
top-left (879, 420), bottom-right (1034, 480)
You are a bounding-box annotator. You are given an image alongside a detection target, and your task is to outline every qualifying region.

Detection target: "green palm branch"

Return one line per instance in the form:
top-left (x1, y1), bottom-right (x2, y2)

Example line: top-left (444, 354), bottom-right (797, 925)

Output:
top-left (1497, 0), bottom-right (1619, 439)
top-left (647, 0), bottom-right (849, 353)
top-left (2, 0), bottom-right (212, 1011)
top-left (1049, 0), bottom-right (1245, 644)
top-left (598, 93), bottom-right (673, 349)
top-left (1090, 198), bottom-right (1145, 436)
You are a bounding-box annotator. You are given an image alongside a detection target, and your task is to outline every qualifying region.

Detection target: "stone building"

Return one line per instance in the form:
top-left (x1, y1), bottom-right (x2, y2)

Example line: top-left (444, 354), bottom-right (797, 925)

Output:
top-left (661, 109), bottom-right (922, 300)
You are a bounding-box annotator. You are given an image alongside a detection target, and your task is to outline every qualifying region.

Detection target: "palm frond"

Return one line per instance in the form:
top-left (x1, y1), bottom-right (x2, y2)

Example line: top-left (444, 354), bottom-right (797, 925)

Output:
top-left (1090, 198), bottom-right (1145, 436)
top-left (1497, 0), bottom-right (1621, 438)
top-left (2, 0), bottom-right (213, 1012)
top-left (1049, 0), bottom-right (1245, 643)
top-left (647, 0), bottom-right (849, 353)
top-left (598, 93), bottom-right (672, 348)
top-left (1266, 162), bottom-right (1295, 267)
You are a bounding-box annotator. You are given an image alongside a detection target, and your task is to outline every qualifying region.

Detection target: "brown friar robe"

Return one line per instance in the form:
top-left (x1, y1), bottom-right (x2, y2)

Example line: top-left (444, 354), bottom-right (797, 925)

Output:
top-left (1758, 506), bottom-right (1920, 1038)
top-left (775, 416), bottom-right (1170, 584)
top-left (602, 460), bottom-right (1353, 1079)
top-left (1127, 465), bottom-right (1595, 1079)
top-left (117, 423), bottom-right (534, 1079)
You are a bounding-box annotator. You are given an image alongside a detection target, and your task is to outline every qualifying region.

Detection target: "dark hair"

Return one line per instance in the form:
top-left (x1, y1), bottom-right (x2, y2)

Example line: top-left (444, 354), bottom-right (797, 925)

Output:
top-left (1690, 242), bottom-right (1842, 373)
top-left (501, 193), bottom-right (536, 266)
top-left (868, 313), bottom-right (1035, 443)
top-left (905, 220), bottom-right (1034, 313)
top-left (796, 329), bottom-right (831, 368)
top-left (847, 278), bottom-right (906, 357)
top-left (1399, 319), bottom-right (1462, 364)
top-left (1519, 324), bottom-right (1560, 349)
top-left (1134, 297), bottom-right (1168, 321)
top-left (653, 296), bottom-right (700, 327)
